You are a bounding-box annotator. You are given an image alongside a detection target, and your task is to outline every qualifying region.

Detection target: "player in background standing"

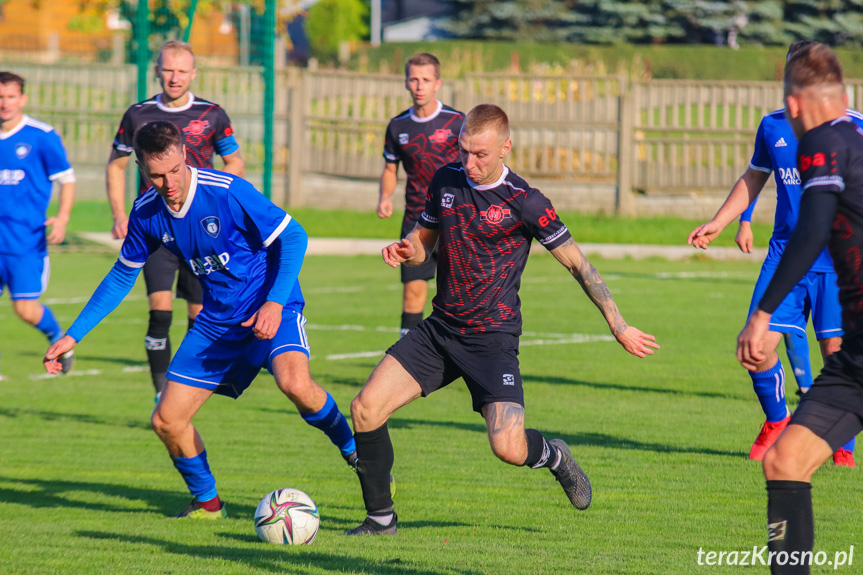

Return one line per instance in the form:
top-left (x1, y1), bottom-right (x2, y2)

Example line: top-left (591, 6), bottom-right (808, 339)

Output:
top-left (107, 40), bottom-right (245, 401)
top-left (346, 104), bottom-right (659, 535)
top-left (688, 41), bottom-right (859, 466)
top-left (0, 71), bottom-right (75, 378)
top-left (737, 201), bottom-right (820, 399)
top-left (44, 121), bottom-right (356, 518)
top-left (738, 42), bottom-right (863, 575)
top-left (378, 53), bottom-right (464, 338)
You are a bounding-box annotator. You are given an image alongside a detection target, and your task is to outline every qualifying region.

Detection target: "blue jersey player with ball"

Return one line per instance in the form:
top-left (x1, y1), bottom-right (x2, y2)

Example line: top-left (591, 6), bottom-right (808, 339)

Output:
top-left (43, 121), bottom-right (356, 518)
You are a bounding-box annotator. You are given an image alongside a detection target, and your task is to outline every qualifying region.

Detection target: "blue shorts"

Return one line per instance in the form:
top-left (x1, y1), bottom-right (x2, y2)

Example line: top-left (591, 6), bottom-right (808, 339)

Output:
top-left (749, 264), bottom-right (843, 339)
top-left (167, 307), bottom-right (310, 398)
top-left (0, 252), bottom-right (49, 300)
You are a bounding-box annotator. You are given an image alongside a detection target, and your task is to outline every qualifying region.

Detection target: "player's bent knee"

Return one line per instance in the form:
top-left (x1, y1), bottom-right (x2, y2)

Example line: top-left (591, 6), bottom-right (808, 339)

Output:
top-left (762, 444), bottom-right (807, 481)
top-left (488, 437), bottom-right (524, 466)
top-left (350, 396), bottom-right (383, 432)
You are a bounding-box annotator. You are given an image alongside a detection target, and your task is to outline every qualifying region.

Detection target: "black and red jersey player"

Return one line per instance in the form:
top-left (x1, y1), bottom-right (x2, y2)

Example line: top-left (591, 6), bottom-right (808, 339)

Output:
top-left (738, 42), bottom-right (863, 575)
top-left (346, 104), bottom-right (658, 536)
top-left (379, 53), bottom-right (464, 337)
top-left (104, 41), bottom-right (245, 400)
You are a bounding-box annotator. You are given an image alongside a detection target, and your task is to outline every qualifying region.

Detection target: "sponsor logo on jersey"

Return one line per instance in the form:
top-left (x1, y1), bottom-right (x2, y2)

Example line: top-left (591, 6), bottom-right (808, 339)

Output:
top-left (775, 137), bottom-right (788, 147)
top-left (398, 133), bottom-right (409, 145)
top-left (538, 207), bottom-right (558, 227)
top-left (161, 232), bottom-right (175, 244)
top-left (429, 128), bottom-right (452, 144)
top-left (778, 167), bottom-right (801, 186)
top-left (201, 216), bottom-right (221, 238)
top-left (183, 120), bottom-right (210, 136)
top-left (14, 143), bottom-right (31, 159)
top-left (480, 204), bottom-right (512, 224)
top-left (502, 374), bottom-right (515, 386)
top-left (225, 126), bottom-right (233, 137)
top-left (0, 169), bottom-right (25, 185)
top-left (799, 153), bottom-right (826, 171)
top-left (188, 252), bottom-right (230, 276)
top-left (441, 193), bottom-right (454, 208)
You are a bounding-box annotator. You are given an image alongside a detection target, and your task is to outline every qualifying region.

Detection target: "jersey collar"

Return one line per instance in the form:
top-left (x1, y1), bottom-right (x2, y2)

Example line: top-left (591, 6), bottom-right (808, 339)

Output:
top-left (162, 166), bottom-right (198, 218)
top-left (467, 165), bottom-right (510, 191)
top-left (155, 92), bottom-right (195, 112)
top-left (0, 114), bottom-right (28, 140)
top-left (410, 100), bottom-right (443, 123)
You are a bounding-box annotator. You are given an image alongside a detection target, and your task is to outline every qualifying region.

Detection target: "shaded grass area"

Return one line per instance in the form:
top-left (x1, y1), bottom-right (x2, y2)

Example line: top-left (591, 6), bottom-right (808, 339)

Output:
top-left (60, 201), bottom-right (771, 248)
top-left (1, 252), bottom-right (860, 574)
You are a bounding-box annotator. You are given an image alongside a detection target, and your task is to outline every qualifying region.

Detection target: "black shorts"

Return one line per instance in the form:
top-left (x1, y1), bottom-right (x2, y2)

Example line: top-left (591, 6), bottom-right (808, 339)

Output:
top-left (386, 314), bottom-right (523, 413)
top-left (790, 335), bottom-right (863, 451)
top-left (400, 216), bottom-right (436, 284)
top-left (143, 245), bottom-right (203, 304)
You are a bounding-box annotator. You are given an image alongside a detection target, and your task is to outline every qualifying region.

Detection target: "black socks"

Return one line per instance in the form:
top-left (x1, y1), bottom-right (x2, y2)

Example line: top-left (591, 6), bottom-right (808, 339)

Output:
top-left (766, 480), bottom-right (813, 575)
top-left (354, 423), bottom-right (395, 514)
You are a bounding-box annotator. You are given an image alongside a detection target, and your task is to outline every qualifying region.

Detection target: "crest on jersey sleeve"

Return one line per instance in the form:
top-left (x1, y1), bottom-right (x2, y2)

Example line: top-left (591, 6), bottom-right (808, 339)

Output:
top-left (15, 143), bottom-right (31, 159)
top-left (201, 216), bottom-right (221, 238)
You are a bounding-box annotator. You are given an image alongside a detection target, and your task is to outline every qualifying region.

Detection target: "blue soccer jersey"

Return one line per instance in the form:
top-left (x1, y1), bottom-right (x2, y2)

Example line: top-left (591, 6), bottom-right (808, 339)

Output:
top-left (0, 115), bottom-right (73, 255)
top-left (120, 168), bottom-right (303, 332)
top-left (750, 109), bottom-right (863, 271)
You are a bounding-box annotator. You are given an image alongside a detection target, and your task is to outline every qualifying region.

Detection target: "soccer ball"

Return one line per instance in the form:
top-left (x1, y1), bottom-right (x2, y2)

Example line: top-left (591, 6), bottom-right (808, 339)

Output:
top-left (254, 488), bottom-right (320, 545)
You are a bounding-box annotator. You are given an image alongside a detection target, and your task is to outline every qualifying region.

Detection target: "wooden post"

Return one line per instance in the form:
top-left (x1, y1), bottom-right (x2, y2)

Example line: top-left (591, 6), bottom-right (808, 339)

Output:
top-left (616, 76), bottom-right (635, 216)
top-left (287, 70), bottom-right (306, 208)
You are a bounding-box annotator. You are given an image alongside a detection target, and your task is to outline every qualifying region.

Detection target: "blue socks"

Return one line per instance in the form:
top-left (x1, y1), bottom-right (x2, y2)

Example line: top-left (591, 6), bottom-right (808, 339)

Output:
top-left (172, 450), bottom-right (218, 502)
top-left (783, 332), bottom-right (813, 391)
top-left (841, 436), bottom-right (856, 452)
top-left (750, 360), bottom-right (789, 423)
top-left (300, 393), bottom-right (356, 456)
top-left (35, 305), bottom-right (63, 344)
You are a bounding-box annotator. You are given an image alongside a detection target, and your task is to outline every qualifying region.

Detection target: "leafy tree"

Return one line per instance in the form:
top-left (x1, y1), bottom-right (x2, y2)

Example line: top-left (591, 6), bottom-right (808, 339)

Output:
top-left (438, 0), bottom-right (581, 41)
top-left (306, 0), bottom-right (368, 60)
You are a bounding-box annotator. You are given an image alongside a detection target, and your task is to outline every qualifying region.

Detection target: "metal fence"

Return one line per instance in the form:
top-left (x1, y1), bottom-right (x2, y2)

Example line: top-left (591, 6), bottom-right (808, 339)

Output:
top-left (12, 63), bottom-right (839, 213)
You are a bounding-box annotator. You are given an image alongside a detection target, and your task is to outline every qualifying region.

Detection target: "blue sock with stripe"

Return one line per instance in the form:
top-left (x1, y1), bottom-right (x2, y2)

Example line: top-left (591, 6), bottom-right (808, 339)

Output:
top-left (171, 450), bottom-right (218, 502)
top-left (750, 360), bottom-right (789, 423)
top-left (783, 332), bottom-right (813, 391)
top-left (35, 305), bottom-right (63, 344)
top-left (300, 392), bottom-right (356, 456)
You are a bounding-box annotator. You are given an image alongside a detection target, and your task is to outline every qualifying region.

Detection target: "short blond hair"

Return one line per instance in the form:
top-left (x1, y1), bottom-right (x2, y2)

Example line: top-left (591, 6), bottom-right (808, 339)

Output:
top-left (463, 104), bottom-right (510, 141)
top-left (157, 40), bottom-right (196, 68)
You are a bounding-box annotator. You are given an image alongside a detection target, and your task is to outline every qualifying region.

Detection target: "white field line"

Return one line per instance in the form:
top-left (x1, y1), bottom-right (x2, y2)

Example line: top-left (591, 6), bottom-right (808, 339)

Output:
top-left (18, 328), bottom-right (613, 380)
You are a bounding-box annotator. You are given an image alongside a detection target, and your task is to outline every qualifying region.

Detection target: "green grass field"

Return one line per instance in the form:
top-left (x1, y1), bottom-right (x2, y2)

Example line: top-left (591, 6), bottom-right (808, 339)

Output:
top-left (63, 201), bottom-right (772, 248)
top-left (1, 245), bottom-right (860, 573)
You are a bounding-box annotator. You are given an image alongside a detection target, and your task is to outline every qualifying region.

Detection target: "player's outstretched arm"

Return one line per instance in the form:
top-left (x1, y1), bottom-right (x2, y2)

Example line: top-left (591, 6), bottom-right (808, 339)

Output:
top-left (382, 225), bottom-right (439, 268)
top-left (550, 239), bottom-right (659, 358)
top-left (687, 168), bottom-right (770, 250)
top-left (43, 335), bottom-right (78, 374)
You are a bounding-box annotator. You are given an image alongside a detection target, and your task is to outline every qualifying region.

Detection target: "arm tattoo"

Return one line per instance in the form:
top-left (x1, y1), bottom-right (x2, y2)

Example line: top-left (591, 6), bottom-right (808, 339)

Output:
top-left (563, 239), bottom-right (628, 334)
top-left (486, 402), bottom-right (525, 437)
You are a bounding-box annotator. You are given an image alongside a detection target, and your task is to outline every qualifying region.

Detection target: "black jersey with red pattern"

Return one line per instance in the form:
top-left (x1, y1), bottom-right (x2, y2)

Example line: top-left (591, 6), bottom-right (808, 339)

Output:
top-left (383, 100), bottom-right (463, 228)
top-left (419, 164), bottom-right (571, 335)
top-left (113, 93), bottom-right (238, 194)
top-left (798, 118), bottom-right (863, 336)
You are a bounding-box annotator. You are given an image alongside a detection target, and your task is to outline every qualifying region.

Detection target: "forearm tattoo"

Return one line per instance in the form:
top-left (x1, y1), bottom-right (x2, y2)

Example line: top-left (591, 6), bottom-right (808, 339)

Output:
top-left (486, 402), bottom-right (525, 437)
top-left (561, 239), bottom-right (628, 335)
